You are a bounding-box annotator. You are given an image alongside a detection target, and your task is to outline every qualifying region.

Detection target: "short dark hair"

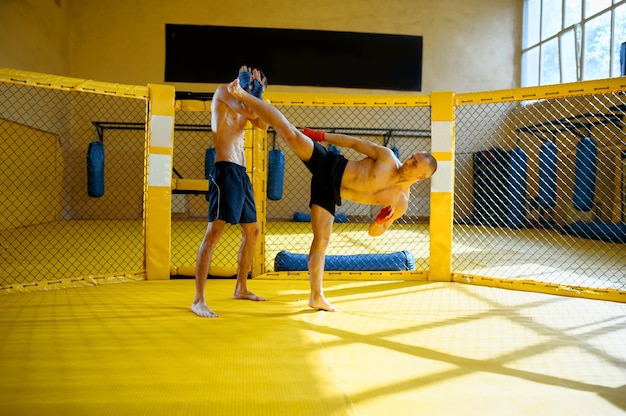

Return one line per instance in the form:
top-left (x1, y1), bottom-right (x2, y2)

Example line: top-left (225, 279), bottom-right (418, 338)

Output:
top-left (422, 152), bottom-right (437, 174)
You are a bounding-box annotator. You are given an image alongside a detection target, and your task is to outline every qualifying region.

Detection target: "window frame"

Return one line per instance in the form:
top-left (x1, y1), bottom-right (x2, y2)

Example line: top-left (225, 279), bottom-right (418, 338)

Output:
top-left (521, 0), bottom-right (626, 87)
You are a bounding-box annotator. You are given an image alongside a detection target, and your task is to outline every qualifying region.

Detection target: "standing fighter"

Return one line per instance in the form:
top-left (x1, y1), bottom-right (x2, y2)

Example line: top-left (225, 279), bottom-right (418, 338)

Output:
top-left (191, 66), bottom-right (269, 318)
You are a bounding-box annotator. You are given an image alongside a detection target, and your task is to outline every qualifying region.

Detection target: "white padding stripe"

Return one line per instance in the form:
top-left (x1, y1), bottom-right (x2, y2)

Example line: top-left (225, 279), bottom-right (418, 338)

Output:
top-left (431, 161), bottom-right (453, 193)
top-left (148, 154), bottom-right (172, 187)
top-left (431, 121), bottom-right (454, 152)
top-left (150, 114), bottom-right (173, 148)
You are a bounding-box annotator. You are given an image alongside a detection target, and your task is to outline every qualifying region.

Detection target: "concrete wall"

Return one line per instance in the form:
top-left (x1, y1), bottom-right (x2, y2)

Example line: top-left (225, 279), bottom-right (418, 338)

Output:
top-left (0, 0), bottom-right (70, 77)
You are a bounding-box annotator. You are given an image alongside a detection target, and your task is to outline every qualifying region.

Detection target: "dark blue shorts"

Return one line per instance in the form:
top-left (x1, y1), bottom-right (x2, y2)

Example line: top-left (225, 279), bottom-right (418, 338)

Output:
top-left (303, 142), bottom-right (348, 215)
top-left (207, 161), bottom-right (257, 224)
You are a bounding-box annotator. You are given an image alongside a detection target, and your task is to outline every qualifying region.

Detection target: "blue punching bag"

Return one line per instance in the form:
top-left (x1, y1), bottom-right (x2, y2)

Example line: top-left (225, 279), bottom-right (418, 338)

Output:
top-left (205, 147), bottom-right (216, 201)
top-left (537, 141), bottom-right (558, 209)
top-left (392, 146), bottom-right (400, 159)
top-left (267, 149), bottom-right (285, 200)
top-left (87, 141), bottom-right (104, 197)
top-left (506, 148), bottom-right (528, 229)
top-left (572, 137), bottom-right (597, 212)
top-left (619, 42), bottom-right (626, 77)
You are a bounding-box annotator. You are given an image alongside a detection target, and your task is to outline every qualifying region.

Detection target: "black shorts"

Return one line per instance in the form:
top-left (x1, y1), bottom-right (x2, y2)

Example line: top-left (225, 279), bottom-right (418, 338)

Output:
top-left (207, 161), bottom-right (257, 224)
top-left (303, 142), bottom-right (348, 215)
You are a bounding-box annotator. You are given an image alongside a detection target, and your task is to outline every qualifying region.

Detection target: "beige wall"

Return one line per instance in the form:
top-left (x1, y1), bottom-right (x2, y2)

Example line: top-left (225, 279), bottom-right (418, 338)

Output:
top-left (0, 0), bottom-right (71, 76)
top-left (1, 0), bottom-right (522, 94)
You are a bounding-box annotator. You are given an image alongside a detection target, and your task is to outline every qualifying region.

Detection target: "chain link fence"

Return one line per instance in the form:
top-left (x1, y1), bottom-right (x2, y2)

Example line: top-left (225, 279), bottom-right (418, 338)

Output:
top-left (169, 107), bottom-right (223, 274)
top-left (3, 69), bottom-right (624, 300)
top-left (454, 90), bottom-right (626, 292)
top-left (170, 102), bottom-right (432, 276)
top-left (264, 104), bottom-right (432, 273)
top-left (1, 78), bottom-right (148, 291)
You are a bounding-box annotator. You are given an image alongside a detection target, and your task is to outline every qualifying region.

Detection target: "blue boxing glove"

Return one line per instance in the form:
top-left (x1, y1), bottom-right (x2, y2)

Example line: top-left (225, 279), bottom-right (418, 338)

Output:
top-left (238, 71), bottom-right (264, 99)
top-left (250, 79), bottom-right (264, 99)
top-left (238, 71), bottom-right (252, 91)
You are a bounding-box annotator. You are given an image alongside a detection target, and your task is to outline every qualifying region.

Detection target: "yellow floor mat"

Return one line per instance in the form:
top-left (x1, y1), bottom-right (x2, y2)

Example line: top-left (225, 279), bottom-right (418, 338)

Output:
top-left (1, 279), bottom-right (625, 415)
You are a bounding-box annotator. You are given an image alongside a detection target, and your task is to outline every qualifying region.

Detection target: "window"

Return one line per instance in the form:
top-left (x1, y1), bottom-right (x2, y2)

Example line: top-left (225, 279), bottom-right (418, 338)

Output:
top-left (522, 0), bottom-right (626, 87)
top-left (583, 11), bottom-right (612, 80)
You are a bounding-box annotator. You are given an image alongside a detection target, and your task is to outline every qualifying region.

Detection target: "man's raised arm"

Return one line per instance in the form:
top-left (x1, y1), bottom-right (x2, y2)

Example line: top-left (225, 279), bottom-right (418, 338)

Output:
top-left (302, 128), bottom-right (395, 162)
top-left (368, 196), bottom-right (408, 237)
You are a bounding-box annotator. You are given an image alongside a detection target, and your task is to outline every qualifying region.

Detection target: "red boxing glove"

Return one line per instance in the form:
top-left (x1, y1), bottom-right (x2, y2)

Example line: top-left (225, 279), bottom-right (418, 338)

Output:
top-left (375, 206), bottom-right (392, 224)
top-left (303, 127), bottom-right (325, 142)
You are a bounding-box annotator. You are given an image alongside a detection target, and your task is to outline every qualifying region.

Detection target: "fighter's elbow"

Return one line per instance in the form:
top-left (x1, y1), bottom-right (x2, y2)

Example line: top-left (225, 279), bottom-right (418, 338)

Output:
top-left (288, 125), bottom-right (301, 141)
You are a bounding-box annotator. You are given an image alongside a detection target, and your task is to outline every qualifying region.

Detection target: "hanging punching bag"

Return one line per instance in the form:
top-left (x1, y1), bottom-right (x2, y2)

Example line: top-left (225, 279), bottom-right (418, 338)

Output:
top-left (506, 148), bottom-right (528, 229)
top-left (572, 137), bottom-right (597, 212)
top-left (205, 147), bottom-right (216, 201)
top-left (537, 141), bottom-right (557, 209)
top-left (619, 42), bottom-right (626, 77)
top-left (267, 148), bottom-right (285, 201)
top-left (87, 141), bottom-right (104, 197)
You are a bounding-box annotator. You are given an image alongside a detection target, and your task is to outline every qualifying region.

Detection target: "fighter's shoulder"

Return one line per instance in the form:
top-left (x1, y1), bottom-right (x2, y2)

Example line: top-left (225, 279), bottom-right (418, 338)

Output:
top-left (371, 145), bottom-right (396, 160)
top-left (373, 148), bottom-right (399, 167)
top-left (381, 146), bottom-right (397, 158)
top-left (213, 84), bottom-right (230, 100)
top-left (211, 85), bottom-right (237, 113)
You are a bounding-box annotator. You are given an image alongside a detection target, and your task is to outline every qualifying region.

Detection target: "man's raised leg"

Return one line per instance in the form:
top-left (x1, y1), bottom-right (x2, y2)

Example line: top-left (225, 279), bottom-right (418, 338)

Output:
top-left (228, 79), bottom-right (315, 162)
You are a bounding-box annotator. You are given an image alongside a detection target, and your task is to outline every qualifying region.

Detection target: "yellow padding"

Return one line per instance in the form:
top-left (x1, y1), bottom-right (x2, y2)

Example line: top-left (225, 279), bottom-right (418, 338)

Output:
top-left (258, 270), bottom-right (428, 281)
top-left (431, 151), bottom-right (453, 162)
top-left (0, 67), bottom-right (149, 98)
top-left (172, 265), bottom-right (237, 278)
top-left (145, 186), bottom-right (172, 280)
top-left (3, 279), bottom-right (623, 414)
top-left (172, 178), bottom-right (209, 192)
top-left (429, 192), bottom-right (453, 281)
top-left (175, 100), bottom-right (210, 112)
top-left (453, 273), bottom-right (626, 303)
top-left (266, 92), bottom-right (430, 107)
top-left (1, 271), bottom-right (145, 295)
top-left (148, 84), bottom-right (176, 116)
top-left (431, 91), bottom-right (455, 121)
top-left (456, 77), bottom-right (626, 104)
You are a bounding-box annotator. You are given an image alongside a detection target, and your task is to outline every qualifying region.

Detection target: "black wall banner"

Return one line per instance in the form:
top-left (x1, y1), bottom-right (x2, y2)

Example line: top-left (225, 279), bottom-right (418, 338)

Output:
top-left (165, 24), bottom-right (422, 91)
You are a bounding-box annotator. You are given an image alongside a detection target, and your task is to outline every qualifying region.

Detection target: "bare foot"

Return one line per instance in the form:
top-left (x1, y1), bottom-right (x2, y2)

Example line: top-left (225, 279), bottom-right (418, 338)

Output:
top-left (191, 302), bottom-right (219, 318)
top-left (309, 295), bottom-right (340, 312)
top-left (233, 290), bottom-right (267, 302)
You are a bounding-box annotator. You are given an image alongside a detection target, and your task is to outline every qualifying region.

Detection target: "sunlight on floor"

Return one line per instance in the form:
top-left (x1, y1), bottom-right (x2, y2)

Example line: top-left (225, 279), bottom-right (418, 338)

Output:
top-left (3, 279), bottom-right (624, 415)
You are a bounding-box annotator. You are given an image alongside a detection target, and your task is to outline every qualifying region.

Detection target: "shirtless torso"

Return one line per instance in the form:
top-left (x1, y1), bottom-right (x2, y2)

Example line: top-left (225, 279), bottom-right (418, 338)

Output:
top-left (341, 155), bottom-right (410, 207)
top-left (211, 84), bottom-right (267, 167)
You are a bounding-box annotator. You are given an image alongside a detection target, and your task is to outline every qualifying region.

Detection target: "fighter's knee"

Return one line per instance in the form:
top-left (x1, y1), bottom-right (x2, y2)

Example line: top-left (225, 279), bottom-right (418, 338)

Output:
top-left (203, 232), bottom-right (222, 248)
top-left (311, 236), bottom-right (331, 250)
top-left (242, 224), bottom-right (259, 240)
top-left (248, 227), bottom-right (260, 240)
